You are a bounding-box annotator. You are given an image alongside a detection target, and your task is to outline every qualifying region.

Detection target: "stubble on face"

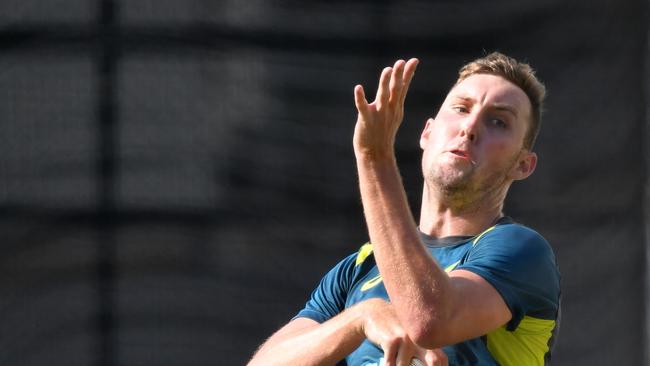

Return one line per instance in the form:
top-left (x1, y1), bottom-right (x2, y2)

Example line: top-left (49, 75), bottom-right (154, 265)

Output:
top-left (420, 74), bottom-right (532, 211)
top-left (424, 149), bottom-right (521, 209)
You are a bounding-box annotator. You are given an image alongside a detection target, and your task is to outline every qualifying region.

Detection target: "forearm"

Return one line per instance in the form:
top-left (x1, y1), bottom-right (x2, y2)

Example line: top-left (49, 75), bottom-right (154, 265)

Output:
top-left (248, 308), bottom-right (365, 366)
top-left (351, 57), bottom-right (461, 346)
top-left (356, 155), bottom-right (455, 346)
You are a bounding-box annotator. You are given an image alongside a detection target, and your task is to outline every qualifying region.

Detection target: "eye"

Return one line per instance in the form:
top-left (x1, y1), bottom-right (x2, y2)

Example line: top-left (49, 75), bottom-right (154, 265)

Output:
top-left (452, 105), bottom-right (469, 113)
top-left (488, 118), bottom-right (507, 128)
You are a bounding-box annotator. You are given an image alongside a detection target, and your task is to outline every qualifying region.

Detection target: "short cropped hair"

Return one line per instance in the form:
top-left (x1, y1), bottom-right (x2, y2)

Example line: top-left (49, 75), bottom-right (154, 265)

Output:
top-left (456, 52), bottom-right (546, 149)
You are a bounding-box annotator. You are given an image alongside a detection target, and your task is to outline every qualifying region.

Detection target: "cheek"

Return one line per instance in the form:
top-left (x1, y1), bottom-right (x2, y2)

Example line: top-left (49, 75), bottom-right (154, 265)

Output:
top-left (480, 138), bottom-right (516, 162)
top-left (421, 143), bottom-right (435, 167)
top-left (428, 121), bottom-right (458, 146)
top-left (491, 140), bottom-right (511, 154)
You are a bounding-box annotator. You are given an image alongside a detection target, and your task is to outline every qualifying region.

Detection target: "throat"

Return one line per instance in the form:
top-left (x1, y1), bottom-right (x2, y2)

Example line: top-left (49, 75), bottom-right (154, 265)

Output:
top-left (419, 185), bottom-right (505, 237)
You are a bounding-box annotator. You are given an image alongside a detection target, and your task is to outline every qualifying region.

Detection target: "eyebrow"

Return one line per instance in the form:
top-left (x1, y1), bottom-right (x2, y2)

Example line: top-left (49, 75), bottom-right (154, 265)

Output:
top-left (492, 103), bottom-right (518, 117)
top-left (451, 96), bottom-right (473, 103)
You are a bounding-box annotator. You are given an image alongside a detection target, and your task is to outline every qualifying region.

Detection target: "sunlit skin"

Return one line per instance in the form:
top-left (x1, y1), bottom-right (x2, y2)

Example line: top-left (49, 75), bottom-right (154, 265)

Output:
top-left (419, 74), bottom-right (537, 236)
top-left (352, 60), bottom-right (537, 351)
top-left (247, 60), bottom-right (540, 366)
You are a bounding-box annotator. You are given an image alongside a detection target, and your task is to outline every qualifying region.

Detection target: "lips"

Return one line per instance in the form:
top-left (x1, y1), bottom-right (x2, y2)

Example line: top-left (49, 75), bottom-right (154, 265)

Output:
top-left (450, 149), bottom-right (469, 158)
top-left (446, 148), bottom-right (476, 165)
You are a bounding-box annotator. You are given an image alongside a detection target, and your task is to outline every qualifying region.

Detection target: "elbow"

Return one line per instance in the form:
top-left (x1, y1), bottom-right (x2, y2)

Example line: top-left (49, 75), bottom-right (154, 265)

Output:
top-left (405, 316), bottom-right (450, 349)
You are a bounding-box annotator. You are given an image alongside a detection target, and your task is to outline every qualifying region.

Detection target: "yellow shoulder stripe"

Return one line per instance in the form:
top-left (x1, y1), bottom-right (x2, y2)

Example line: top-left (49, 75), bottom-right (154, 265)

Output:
top-left (472, 225), bottom-right (497, 246)
top-left (355, 243), bottom-right (373, 266)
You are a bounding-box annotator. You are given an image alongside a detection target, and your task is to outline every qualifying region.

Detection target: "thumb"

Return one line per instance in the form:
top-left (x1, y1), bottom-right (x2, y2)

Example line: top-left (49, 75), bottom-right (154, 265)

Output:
top-left (354, 84), bottom-right (371, 121)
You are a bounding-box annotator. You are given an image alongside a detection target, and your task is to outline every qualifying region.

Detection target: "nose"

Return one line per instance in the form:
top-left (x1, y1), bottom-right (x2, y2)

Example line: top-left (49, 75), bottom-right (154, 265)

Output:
top-left (459, 113), bottom-right (480, 143)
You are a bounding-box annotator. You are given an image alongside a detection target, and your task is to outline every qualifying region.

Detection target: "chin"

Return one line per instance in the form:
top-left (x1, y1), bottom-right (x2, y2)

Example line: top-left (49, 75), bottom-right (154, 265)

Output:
top-left (427, 169), bottom-right (473, 192)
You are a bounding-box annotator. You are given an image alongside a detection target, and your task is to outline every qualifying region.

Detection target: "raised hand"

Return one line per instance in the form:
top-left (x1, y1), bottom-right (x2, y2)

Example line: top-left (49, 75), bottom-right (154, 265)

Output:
top-left (353, 58), bottom-right (419, 160)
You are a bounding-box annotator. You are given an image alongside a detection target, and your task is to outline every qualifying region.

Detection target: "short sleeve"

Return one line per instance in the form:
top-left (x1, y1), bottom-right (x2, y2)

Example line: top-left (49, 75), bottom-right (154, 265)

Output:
top-left (456, 224), bottom-right (561, 331)
top-left (294, 253), bottom-right (358, 323)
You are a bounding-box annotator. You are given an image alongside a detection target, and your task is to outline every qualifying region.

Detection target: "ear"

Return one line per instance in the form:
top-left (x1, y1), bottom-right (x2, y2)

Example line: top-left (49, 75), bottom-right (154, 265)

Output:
top-left (511, 150), bottom-right (537, 181)
top-left (420, 118), bottom-right (435, 150)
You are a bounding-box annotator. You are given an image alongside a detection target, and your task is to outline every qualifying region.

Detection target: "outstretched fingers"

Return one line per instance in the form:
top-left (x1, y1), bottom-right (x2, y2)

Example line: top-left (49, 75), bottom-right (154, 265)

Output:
top-left (399, 58), bottom-right (419, 104)
top-left (354, 84), bottom-right (370, 119)
top-left (375, 66), bottom-right (393, 108)
top-left (358, 58), bottom-right (419, 112)
top-left (388, 60), bottom-right (406, 106)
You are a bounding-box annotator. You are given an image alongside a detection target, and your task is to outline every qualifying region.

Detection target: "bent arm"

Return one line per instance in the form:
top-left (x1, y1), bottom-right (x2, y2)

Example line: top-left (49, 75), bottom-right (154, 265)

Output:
top-left (358, 154), bottom-right (512, 347)
top-left (249, 298), bottom-right (442, 366)
top-left (247, 311), bottom-right (365, 366)
top-left (356, 152), bottom-right (511, 348)
top-left (353, 60), bottom-right (511, 348)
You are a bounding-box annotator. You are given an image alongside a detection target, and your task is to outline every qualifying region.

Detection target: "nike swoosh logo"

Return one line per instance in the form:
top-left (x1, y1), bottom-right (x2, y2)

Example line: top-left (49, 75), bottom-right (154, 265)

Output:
top-left (361, 274), bottom-right (383, 291)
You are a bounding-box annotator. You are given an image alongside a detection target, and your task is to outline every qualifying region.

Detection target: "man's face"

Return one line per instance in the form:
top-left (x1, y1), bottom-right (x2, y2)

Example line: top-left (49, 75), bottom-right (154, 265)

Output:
top-left (420, 74), bottom-right (535, 197)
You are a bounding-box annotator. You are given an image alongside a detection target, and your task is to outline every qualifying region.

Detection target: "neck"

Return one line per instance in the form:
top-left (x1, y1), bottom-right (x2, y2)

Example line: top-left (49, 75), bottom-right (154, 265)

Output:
top-left (418, 183), bottom-right (506, 238)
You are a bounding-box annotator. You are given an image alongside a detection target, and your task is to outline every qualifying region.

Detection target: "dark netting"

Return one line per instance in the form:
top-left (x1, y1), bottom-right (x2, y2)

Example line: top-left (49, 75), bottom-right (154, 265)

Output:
top-left (0, 1), bottom-right (647, 365)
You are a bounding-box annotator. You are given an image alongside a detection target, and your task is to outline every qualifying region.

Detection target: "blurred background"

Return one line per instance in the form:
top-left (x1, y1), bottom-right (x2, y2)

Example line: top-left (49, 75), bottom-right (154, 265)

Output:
top-left (0, 1), bottom-right (648, 365)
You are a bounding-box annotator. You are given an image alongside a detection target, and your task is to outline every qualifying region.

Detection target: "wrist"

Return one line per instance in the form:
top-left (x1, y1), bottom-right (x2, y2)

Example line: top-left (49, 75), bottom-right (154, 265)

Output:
top-left (351, 298), bottom-right (385, 337)
top-left (353, 136), bottom-right (396, 164)
top-left (355, 149), bottom-right (397, 166)
top-left (350, 300), bottom-right (370, 339)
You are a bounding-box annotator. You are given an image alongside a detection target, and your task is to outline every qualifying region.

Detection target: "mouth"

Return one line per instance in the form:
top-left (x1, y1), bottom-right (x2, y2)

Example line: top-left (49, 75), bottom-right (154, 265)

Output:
top-left (450, 149), bottom-right (468, 158)
top-left (448, 149), bottom-right (476, 165)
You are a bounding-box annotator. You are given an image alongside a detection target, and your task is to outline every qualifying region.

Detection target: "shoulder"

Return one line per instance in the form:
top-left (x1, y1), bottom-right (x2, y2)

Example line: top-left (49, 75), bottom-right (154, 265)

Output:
top-left (483, 222), bottom-right (546, 243)
top-left (459, 222), bottom-right (560, 328)
top-left (462, 222), bottom-right (560, 291)
top-left (323, 243), bottom-right (377, 284)
top-left (473, 222), bottom-right (554, 258)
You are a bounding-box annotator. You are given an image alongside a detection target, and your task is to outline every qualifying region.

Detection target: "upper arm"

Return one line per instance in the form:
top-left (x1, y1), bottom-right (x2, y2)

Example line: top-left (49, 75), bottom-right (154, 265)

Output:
top-left (456, 225), bottom-right (560, 331)
top-left (428, 225), bottom-right (560, 347)
top-left (444, 269), bottom-right (512, 342)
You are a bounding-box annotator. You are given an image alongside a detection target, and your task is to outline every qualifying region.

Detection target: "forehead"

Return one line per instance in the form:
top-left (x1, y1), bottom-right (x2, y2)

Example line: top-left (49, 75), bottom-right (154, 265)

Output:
top-left (448, 74), bottom-right (531, 118)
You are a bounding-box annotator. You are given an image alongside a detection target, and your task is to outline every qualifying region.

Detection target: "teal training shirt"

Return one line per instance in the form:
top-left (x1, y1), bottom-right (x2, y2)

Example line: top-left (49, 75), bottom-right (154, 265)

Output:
top-left (295, 217), bottom-right (561, 366)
